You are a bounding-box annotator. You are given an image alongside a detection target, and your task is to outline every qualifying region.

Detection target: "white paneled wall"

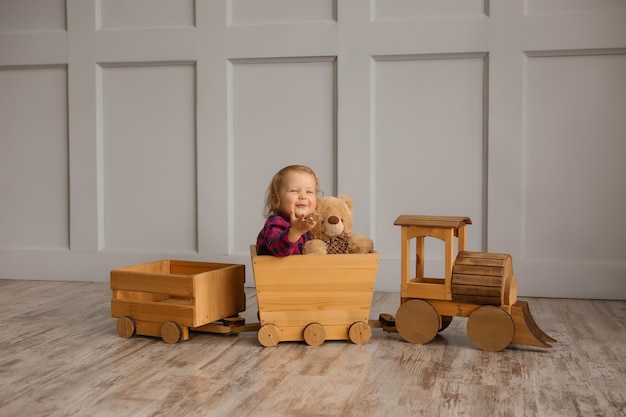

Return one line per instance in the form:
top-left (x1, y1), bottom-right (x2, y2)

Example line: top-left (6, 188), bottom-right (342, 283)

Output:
top-left (102, 64), bottom-right (197, 253)
top-left (0, 0), bottom-right (625, 299)
top-left (0, 66), bottom-right (68, 249)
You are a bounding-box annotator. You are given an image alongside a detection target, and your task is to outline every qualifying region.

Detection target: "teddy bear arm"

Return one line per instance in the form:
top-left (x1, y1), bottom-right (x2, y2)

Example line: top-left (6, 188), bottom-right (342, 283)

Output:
top-left (347, 234), bottom-right (374, 254)
top-left (302, 239), bottom-right (328, 255)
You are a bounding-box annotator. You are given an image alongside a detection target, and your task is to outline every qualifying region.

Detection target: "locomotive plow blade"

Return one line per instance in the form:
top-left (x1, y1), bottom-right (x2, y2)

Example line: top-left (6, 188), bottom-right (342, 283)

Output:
top-left (508, 300), bottom-right (557, 348)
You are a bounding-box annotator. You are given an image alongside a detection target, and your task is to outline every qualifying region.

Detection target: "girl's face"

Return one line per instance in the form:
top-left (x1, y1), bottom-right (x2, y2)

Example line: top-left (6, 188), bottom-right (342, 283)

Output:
top-left (274, 170), bottom-right (317, 219)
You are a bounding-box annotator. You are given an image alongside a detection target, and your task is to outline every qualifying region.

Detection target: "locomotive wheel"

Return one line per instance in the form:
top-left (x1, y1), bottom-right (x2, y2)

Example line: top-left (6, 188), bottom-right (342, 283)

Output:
top-left (303, 322), bottom-right (326, 346)
top-left (395, 299), bottom-right (440, 344)
top-left (116, 316), bottom-right (136, 338)
top-left (258, 324), bottom-right (281, 347)
top-left (467, 305), bottom-right (514, 352)
top-left (348, 321), bottom-right (372, 345)
top-left (439, 316), bottom-right (453, 332)
top-left (161, 321), bottom-right (183, 344)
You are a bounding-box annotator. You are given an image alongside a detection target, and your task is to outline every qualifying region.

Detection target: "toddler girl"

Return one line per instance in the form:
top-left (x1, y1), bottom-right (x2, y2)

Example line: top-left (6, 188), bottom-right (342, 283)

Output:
top-left (256, 165), bottom-right (320, 256)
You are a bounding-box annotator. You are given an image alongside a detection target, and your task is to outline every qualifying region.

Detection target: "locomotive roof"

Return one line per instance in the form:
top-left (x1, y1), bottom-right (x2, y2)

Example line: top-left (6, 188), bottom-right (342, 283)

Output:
top-left (393, 215), bottom-right (472, 229)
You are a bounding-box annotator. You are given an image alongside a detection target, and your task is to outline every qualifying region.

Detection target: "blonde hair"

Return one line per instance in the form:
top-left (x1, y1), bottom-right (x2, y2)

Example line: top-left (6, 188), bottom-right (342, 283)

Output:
top-left (263, 165), bottom-right (322, 218)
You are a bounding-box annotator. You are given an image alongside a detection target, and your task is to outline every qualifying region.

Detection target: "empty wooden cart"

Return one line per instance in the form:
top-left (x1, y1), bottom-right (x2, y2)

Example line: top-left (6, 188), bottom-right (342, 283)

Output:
top-left (111, 260), bottom-right (247, 344)
top-left (250, 245), bottom-right (379, 347)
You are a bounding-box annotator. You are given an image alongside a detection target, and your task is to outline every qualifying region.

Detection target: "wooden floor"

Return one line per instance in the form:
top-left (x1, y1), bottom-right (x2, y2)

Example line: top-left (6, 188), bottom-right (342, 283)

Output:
top-left (0, 279), bottom-right (624, 417)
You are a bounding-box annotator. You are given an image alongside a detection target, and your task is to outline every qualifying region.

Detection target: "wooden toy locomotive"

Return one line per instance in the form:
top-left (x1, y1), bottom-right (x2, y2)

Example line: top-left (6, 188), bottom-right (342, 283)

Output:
top-left (390, 215), bottom-right (556, 351)
top-left (110, 215), bottom-right (555, 351)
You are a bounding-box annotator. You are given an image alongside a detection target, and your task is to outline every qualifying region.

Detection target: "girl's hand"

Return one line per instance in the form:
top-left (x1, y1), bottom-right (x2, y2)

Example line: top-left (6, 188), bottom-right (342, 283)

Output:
top-left (289, 211), bottom-right (316, 238)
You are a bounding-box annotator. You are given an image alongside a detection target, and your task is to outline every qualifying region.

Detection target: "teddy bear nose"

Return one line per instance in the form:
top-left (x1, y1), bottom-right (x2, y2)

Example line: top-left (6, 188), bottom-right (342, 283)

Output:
top-left (328, 216), bottom-right (340, 225)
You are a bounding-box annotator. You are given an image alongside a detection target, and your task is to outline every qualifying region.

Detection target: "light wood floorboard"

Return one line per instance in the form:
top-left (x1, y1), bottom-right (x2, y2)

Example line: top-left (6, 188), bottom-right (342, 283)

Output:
top-left (0, 279), bottom-right (624, 417)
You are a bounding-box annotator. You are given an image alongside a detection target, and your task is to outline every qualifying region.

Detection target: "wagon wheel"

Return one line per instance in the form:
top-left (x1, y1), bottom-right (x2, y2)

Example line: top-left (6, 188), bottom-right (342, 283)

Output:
top-left (439, 316), bottom-right (453, 332)
top-left (395, 299), bottom-right (440, 344)
top-left (467, 305), bottom-right (514, 352)
top-left (258, 324), bottom-right (281, 347)
top-left (303, 322), bottom-right (326, 346)
top-left (116, 316), bottom-right (136, 338)
top-left (348, 321), bottom-right (372, 345)
top-left (161, 321), bottom-right (183, 344)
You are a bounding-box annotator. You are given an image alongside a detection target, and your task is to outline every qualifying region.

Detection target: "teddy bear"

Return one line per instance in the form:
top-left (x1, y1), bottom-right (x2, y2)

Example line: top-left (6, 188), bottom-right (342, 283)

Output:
top-left (302, 194), bottom-right (374, 255)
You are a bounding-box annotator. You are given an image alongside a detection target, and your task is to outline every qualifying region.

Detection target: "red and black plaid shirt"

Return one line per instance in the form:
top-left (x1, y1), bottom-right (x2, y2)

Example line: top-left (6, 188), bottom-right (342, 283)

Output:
top-left (256, 213), bottom-right (310, 257)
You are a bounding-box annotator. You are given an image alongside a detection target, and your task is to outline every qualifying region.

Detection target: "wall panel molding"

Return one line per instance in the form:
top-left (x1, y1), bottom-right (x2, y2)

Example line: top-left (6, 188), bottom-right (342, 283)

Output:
top-left (0, 65), bottom-right (69, 250)
top-left (522, 51), bottom-right (626, 266)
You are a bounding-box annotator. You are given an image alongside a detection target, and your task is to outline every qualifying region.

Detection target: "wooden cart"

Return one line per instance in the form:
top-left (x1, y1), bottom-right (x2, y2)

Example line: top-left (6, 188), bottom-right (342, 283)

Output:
top-left (111, 260), bottom-right (253, 344)
top-left (250, 245), bottom-right (379, 346)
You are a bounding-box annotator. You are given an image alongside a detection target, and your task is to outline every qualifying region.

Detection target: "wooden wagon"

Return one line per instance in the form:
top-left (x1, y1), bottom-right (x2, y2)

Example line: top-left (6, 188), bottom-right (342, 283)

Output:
top-left (111, 260), bottom-right (249, 343)
top-left (250, 245), bottom-right (379, 346)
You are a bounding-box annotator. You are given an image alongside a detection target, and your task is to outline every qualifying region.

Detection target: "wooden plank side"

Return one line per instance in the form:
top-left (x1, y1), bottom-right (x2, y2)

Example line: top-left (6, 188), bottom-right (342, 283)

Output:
top-left (256, 288), bottom-right (375, 301)
top-left (252, 249), bottom-right (378, 328)
top-left (111, 299), bottom-right (194, 326)
top-left (256, 282), bottom-right (375, 304)
top-left (452, 264), bottom-right (505, 277)
top-left (457, 251), bottom-right (511, 261)
top-left (112, 289), bottom-right (168, 302)
top-left (261, 308), bottom-right (371, 327)
top-left (402, 281), bottom-right (447, 300)
top-left (134, 320), bottom-right (163, 338)
top-left (252, 254), bottom-right (378, 291)
top-left (110, 270), bottom-right (194, 297)
top-left (252, 253), bottom-right (378, 275)
top-left (114, 260), bottom-right (170, 274)
top-left (257, 285), bottom-right (375, 326)
top-left (456, 252), bottom-right (512, 275)
top-left (169, 260), bottom-right (243, 276)
top-left (260, 315), bottom-right (371, 329)
top-left (402, 226), bottom-right (454, 242)
top-left (452, 273), bottom-right (504, 286)
top-left (193, 264), bottom-right (246, 325)
top-left (455, 255), bottom-right (509, 267)
top-left (451, 284), bottom-right (501, 298)
top-left (257, 299), bottom-right (373, 316)
top-left (255, 274), bottom-right (376, 292)
top-left (254, 263), bottom-right (377, 282)
top-left (428, 299), bottom-right (482, 318)
top-left (258, 292), bottom-right (373, 314)
top-left (452, 294), bottom-right (501, 306)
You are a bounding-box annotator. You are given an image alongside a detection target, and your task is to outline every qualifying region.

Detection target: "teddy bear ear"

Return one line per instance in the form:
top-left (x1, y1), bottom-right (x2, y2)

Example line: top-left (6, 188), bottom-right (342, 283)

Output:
top-left (313, 198), bottom-right (326, 215)
top-left (337, 194), bottom-right (354, 213)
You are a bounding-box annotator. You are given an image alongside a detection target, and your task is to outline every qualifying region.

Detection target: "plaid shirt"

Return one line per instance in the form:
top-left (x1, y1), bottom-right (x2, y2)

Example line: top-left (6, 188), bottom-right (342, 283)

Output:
top-left (256, 213), bottom-right (310, 256)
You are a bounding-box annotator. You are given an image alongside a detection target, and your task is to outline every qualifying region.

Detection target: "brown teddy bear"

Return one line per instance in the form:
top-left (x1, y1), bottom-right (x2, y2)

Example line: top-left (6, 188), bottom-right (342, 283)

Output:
top-left (302, 194), bottom-right (374, 255)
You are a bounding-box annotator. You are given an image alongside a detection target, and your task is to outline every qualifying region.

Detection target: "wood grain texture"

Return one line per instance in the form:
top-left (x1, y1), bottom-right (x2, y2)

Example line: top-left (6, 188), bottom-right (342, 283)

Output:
top-left (0, 279), bottom-right (624, 417)
top-left (251, 246), bottom-right (378, 344)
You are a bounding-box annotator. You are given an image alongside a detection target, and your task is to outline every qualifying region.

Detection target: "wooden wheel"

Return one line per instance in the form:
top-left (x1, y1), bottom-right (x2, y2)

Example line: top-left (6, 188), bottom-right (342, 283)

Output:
top-left (222, 316), bottom-right (246, 327)
top-left (348, 321), bottom-right (372, 345)
top-left (439, 316), bottom-right (453, 332)
top-left (116, 316), bottom-right (136, 338)
top-left (258, 324), bottom-right (281, 347)
top-left (161, 321), bottom-right (183, 344)
top-left (467, 305), bottom-right (514, 351)
top-left (395, 299), bottom-right (440, 344)
top-left (303, 322), bottom-right (326, 346)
